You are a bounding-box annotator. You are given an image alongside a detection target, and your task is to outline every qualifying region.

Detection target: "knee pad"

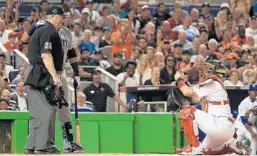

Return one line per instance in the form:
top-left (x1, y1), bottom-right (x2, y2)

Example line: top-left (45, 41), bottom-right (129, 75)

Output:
top-left (64, 122), bottom-right (73, 142)
top-left (179, 106), bottom-right (199, 147)
top-left (179, 106), bottom-right (196, 120)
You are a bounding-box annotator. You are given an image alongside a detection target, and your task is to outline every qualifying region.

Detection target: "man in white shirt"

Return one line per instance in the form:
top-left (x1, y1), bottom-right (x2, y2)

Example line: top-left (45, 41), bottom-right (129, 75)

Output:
top-left (117, 61), bottom-right (139, 103)
top-left (245, 16), bottom-right (257, 44)
top-left (11, 81), bottom-right (27, 111)
top-left (236, 83), bottom-right (257, 155)
top-left (0, 20), bottom-right (12, 44)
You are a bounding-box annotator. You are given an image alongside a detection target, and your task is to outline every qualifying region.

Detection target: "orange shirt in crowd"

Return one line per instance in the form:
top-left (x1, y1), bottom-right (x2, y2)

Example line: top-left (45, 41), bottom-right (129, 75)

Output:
top-left (4, 42), bottom-right (19, 51)
top-left (111, 30), bottom-right (136, 59)
top-left (231, 36), bottom-right (247, 46)
top-left (220, 40), bottom-right (230, 48)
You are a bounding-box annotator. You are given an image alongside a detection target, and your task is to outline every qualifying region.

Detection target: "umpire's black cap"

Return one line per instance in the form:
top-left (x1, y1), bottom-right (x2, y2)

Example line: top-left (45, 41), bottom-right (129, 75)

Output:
top-left (46, 6), bottom-right (64, 16)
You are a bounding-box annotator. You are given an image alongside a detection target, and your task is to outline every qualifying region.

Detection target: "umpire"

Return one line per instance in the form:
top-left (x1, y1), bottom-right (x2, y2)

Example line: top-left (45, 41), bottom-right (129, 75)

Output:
top-left (23, 6), bottom-right (64, 154)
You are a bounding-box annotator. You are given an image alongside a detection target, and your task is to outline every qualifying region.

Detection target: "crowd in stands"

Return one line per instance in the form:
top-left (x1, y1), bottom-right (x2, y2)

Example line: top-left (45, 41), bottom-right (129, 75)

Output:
top-left (1, 0), bottom-right (257, 111)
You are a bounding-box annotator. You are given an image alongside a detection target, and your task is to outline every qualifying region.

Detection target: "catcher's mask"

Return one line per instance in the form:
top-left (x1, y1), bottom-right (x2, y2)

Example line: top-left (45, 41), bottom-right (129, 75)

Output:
top-left (201, 60), bottom-right (226, 81)
top-left (43, 84), bottom-right (66, 106)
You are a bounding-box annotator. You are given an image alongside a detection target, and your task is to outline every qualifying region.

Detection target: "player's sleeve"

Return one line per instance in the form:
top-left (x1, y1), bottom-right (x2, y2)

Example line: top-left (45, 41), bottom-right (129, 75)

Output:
top-left (192, 86), bottom-right (209, 99)
top-left (39, 30), bottom-right (53, 54)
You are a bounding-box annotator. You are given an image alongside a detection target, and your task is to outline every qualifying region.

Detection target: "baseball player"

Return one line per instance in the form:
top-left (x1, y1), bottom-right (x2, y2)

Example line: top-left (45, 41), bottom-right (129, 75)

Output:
top-left (235, 84), bottom-right (257, 155)
top-left (21, 14), bottom-right (84, 153)
top-left (176, 61), bottom-right (250, 155)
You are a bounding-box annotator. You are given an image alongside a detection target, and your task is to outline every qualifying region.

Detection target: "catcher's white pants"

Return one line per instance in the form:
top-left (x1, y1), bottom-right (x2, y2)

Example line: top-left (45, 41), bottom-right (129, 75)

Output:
top-left (194, 110), bottom-right (235, 150)
top-left (236, 122), bottom-right (257, 155)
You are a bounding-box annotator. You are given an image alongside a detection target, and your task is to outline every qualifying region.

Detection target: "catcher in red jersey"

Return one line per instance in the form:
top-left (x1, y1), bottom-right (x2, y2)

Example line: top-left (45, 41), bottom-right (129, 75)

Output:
top-left (176, 61), bottom-right (251, 155)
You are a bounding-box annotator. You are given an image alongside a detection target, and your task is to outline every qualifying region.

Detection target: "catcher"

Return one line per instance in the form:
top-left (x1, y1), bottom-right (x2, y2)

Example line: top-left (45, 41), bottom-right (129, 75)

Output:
top-left (175, 61), bottom-right (250, 155)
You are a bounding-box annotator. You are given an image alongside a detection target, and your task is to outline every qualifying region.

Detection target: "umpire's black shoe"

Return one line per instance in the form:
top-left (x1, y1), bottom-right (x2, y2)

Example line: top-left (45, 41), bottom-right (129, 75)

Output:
top-left (63, 142), bottom-right (84, 153)
top-left (24, 149), bottom-right (34, 154)
top-left (34, 147), bottom-right (60, 154)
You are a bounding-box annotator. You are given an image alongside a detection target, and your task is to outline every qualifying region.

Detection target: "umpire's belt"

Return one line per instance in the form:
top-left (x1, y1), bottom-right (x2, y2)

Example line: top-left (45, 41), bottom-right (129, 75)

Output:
top-left (211, 100), bottom-right (229, 105)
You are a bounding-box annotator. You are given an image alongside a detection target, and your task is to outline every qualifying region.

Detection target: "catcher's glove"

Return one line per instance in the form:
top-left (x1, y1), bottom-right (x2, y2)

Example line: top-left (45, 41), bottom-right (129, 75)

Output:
top-left (44, 84), bottom-right (66, 108)
top-left (167, 87), bottom-right (192, 108)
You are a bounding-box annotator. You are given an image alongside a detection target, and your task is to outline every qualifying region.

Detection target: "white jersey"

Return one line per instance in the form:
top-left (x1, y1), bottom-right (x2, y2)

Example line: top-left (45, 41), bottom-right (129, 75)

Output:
top-left (193, 79), bottom-right (232, 117)
top-left (236, 97), bottom-right (257, 124)
top-left (59, 26), bottom-right (73, 65)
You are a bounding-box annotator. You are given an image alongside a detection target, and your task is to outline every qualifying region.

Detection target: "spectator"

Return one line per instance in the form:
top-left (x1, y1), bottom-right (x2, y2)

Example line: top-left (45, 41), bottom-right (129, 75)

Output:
top-left (39, 0), bottom-right (49, 17)
top-left (154, 51), bottom-right (165, 68)
top-left (84, 69), bottom-right (126, 112)
top-left (10, 81), bottom-right (27, 111)
top-left (231, 25), bottom-right (247, 46)
top-left (158, 40), bottom-right (172, 56)
top-left (111, 0), bottom-right (126, 19)
top-left (190, 8), bottom-right (200, 24)
top-left (80, 29), bottom-right (96, 54)
top-left (199, 28), bottom-right (209, 45)
top-left (206, 39), bottom-right (223, 60)
top-left (126, 8), bottom-right (140, 35)
top-left (146, 46), bottom-right (156, 68)
top-left (138, 37), bottom-right (149, 54)
top-left (224, 69), bottom-right (244, 86)
top-left (11, 65), bottom-right (26, 85)
top-left (220, 3), bottom-right (230, 15)
top-left (79, 7), bottom-right (90, 30)
top-left (27, 7), bottom-right (40, 24)
top-left (136, 54), bottom-right (151, 85)
top-left (172, 42), bottom-right (183, 61)
top-left (0, 20), bottom-right (12, 44)
top-left (3, 7), bottom-right (17, 31)
top-left (188, 36), bottom-right (202, 55)
top-left (85, 0), bottom-right (101, 21)
top-left (15, 19), bottom-right (31, 40)
top-left (70, 91), bottom-right (94, 111)
top-left (96, 5), bottom-right (111, 28)
top-left (153, 3), bottom-right (170, 22)
top-left (167, 8), bottom-right (183, 29)
top-left (3, 32), bottom-right (19, 51)
top-left (71, 22), bottom-right (83, 53)
top-left (1, 89), bottom-right (17, 110)
top-left (0, 99), bottom-right (9, 110)
top-left (161, 21), bottom-right (178, 41)
top-left (172, 31), bottom-right (193, 50)
top-left (231, 0), bottom-right (251, 20)
top-left (139, 5), bottom-right (152, 30)
top-left (173, 16), bottom-right (200, 41)
top-left (200, 2), bottom-right (213, 18)
top-left (177, 50), bottom-right (192, 72)
top-left (169, 1), bottom-right (189, 19)
top-left (160, 55), bottom-right (176, 84)
top-left (220, 29), bottom-right (232, 48)
top-left (117, 60), bottom-right (139, 103)
top-left (78, 48), bottom-right (99, 81)
top-left (246, 16), bottom-right (257, 44)
top-left (99, 26), bottom-right (112, 48)
top-left (106, 53), bottom-right (124, 76)
top-left (91, 51), bottom-right (110, 69)
top-left (111, 19), bottom-right (136, 59)
top-left (0, 53), bottom-right (14, 78)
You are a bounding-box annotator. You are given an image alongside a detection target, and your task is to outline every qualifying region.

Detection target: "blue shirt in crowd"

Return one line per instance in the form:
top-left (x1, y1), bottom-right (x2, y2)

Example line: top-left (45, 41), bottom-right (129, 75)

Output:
top-left (80, 41), bottom-right (96, 54)
top-left (110, 9), bottom-right (127, 19)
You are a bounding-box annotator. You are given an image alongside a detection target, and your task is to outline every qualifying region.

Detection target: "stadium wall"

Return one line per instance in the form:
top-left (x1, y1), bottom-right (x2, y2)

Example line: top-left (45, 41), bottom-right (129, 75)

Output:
top-left (0, 112), bottom-right (187, 154)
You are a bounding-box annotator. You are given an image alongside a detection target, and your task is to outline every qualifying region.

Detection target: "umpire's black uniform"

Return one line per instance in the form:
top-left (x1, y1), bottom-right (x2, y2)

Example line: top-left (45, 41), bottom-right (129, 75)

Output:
top-left (24, 6), bottom-right (64, 154)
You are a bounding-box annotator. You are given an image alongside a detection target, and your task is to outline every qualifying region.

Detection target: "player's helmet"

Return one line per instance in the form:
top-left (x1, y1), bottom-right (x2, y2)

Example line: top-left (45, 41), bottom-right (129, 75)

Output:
top-left (201, 60), bottom-right (226, 82)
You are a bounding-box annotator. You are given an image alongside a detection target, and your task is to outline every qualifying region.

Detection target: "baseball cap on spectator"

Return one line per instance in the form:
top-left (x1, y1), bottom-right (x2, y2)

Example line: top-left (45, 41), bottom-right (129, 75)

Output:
top-left (8, 32), bottom-right (17, 38)
top-left (103, 26), bottom-right (112, 32)
top-left (202, 2), bottom-right (210, 8)
top-left (94, 50), bottom-right (102, 55)
top-left (46, 6), bottom-right (64, 16)
top-left (200, 28), bottom-right (208, 33)
top-left (142, 5), bottom-right (150, 11)
top-left (173, 42), bottom-right (183, 48)
top-left (82, 7), bottom-right (90, 14)
top-left (113, 53), bottom-right (123, 58)
top-left (227, 52), bottom-right (239, 60)
top-left (81, 48), bottom-right (90, 53)
top-left (249, 83), bottom-right (257, 91)
top-left (220, 3), bottom-right (230, 10)
top-left (182, 50), bottom-right (192, 55)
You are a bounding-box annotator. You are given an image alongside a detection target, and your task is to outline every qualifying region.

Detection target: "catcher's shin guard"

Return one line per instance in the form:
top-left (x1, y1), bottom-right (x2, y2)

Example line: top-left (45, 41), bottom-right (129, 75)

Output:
top-left (63, 122), bottom-right (84, 153)
top-left (179, 106), bottom-right (200, 148)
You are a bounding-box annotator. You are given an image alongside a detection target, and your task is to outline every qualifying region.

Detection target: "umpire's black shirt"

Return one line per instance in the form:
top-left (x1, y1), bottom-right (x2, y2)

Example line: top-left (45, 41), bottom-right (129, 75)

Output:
top-left (28, 21), bottom-right (64, 70)
top-left (83, 83), bottom-right (115, 112)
